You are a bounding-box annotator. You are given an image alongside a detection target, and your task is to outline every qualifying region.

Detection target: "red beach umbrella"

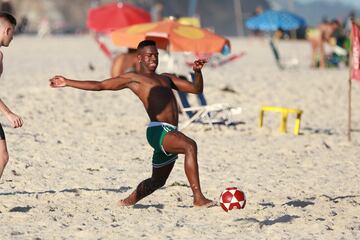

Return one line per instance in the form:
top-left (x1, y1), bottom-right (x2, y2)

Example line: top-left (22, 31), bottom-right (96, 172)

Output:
top-left (87, 2), bottom-right (151, 33)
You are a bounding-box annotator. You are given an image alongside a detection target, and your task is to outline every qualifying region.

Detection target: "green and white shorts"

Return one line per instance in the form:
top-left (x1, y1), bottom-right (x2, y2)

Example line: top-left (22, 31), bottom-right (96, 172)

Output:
top-left (146, 122), bottom-right (178, 168)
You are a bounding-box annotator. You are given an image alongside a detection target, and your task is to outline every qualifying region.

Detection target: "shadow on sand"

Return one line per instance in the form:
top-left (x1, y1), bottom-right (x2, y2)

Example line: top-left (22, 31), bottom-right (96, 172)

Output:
top-left (235, 214), bottom-right (300, 228)
top-left (133, 203), bottom-right (164, 209)
top-left (0, 186), bottom-right (131, 197)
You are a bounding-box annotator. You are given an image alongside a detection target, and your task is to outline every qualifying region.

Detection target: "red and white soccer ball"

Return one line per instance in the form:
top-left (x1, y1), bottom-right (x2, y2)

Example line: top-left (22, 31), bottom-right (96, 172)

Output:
top-left (220, 187), bottom-right (246, 212)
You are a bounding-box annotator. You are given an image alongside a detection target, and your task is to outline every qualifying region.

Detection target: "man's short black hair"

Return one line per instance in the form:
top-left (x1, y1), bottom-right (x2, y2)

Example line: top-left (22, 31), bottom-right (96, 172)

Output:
top-left (137, 40), bottom-right (156, 51)
top-left (0, 11), bottom-right (16, 26)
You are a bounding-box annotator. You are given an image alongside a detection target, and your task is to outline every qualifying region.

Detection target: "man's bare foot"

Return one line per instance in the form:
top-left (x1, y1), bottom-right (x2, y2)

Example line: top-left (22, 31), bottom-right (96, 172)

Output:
top-left (117, 192), bottom-right (138, 206)
top-left (194, 198), bottom-right (216, 208)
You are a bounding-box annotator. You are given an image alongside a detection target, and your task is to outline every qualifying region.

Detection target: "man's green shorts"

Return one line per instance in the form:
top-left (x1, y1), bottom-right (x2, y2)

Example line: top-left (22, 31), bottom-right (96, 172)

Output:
top-left (146, 122), bottom-right (178, 168)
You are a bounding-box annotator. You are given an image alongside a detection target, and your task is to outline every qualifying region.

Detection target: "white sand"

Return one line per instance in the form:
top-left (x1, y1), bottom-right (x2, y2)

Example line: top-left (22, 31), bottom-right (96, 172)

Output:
top-left (0, 35), bottom-right (359, 239)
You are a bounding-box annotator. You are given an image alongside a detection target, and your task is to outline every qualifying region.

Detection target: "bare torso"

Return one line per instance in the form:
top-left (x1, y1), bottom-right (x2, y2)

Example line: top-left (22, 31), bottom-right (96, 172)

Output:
top-left (127, 72), bottom-right (179, 126)
top-left (319, 24), bottom-right (334, 41)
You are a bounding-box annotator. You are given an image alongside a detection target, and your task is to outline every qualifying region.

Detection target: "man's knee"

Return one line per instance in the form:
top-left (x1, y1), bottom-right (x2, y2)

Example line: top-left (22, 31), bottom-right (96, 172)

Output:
top-left (184, 138), bottom-right (197, 154)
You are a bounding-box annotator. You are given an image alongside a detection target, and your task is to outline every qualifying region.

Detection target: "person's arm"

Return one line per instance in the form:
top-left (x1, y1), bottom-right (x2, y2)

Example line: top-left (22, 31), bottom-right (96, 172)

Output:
top-left (49, 73), bottom-right (138, 91)
top-left (163, 59), bottom-right (206, 94)
top-left (0, 52), bottom-right (23, 128)
top-left (0, 98), bottom-right (23, 128)
top-left (0, 98), bottom-right (11, 115)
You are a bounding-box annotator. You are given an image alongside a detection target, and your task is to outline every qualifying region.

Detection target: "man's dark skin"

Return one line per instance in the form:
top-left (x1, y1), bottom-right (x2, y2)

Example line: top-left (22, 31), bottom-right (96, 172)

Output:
top-left (49, 43), bottom-right (213, 207)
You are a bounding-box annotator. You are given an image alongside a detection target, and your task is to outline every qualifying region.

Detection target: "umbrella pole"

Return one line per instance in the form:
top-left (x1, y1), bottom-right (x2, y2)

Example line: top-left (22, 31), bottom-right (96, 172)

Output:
top-left (348, 71), bottom-right (352, 141)
top-left (188, 0), bottom-right (198, 17)
top-left (233, 0), bottom-right (244, 36)
top-left (347, 26), bottom-right (353, 141)
top-left (94, 33), bottom-right (113, 60)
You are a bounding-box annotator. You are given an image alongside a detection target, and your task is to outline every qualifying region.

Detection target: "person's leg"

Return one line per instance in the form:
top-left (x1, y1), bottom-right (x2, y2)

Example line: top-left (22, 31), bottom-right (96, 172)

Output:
top-left (162, 131), bottom-right (213, 207)
top-left (319, 40), bottom-right (326, 68)
top-left (0, 140), bottom-right (9, 179)
top-left (310, 39), bottom-right (318, 68)
top-left (118, 162), bottom-right (175, 206)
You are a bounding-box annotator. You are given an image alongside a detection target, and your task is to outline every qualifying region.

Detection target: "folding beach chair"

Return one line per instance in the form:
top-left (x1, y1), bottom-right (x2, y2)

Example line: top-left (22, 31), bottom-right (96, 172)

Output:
top-left (209, 51), bottom-right (246, 68)
top-left (175, 91), bottom-right (242, 130)
top-left (185, 51), bottom-right (245, 69)
top-left (174, 74), bottom-right (242, 130)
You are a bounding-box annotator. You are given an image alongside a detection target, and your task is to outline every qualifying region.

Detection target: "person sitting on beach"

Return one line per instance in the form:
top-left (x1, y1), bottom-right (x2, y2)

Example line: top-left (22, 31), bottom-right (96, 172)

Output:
top-left (110, 48), bottom-right (140, 77)
top-left (49, 40), bottom-right (214, 207)
top-left (0, 12), bottom-right (23, 179)
top-left (307, 19), bottom-right (340, 68)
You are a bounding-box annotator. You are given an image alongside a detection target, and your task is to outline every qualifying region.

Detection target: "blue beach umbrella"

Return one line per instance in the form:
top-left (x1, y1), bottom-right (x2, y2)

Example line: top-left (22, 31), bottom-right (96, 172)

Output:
top-left (245, 10), bottom-right (306, 32)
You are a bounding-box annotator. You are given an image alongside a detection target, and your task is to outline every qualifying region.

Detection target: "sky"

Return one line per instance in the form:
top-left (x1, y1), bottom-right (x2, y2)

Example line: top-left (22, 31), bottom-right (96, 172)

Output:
top-left (295, 0), bottom-right (360, 8)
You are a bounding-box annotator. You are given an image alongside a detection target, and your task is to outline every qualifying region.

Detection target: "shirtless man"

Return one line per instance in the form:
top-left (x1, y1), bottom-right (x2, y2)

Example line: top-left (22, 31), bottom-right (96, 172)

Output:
top-left (0, 12), bottom-right (23, 179)
top-left (110, 48), bottom-right (140, 77)
top-left (49, 40), bottom-right (213, 207)
top-left (308, 20), bottom-right (340, 68)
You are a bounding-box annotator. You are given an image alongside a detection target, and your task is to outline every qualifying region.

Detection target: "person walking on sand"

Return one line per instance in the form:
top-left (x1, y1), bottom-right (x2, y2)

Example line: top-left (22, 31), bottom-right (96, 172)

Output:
top-left (0, 12), bottom-right (23, 179)
top-left (49, 40), bottom-right (214, 207)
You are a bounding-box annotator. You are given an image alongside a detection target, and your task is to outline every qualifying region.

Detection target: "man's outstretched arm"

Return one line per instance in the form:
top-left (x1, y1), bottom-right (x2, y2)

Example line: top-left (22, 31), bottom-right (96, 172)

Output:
top-left (49, 73), bottom-right (137, 91)
top-left (163, 59), bottom-right (206, 94)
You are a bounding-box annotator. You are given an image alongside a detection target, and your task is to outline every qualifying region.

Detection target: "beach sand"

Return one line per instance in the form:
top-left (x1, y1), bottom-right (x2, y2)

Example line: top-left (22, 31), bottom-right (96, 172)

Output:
top-left (0, 35), bottom-right (359, 239)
